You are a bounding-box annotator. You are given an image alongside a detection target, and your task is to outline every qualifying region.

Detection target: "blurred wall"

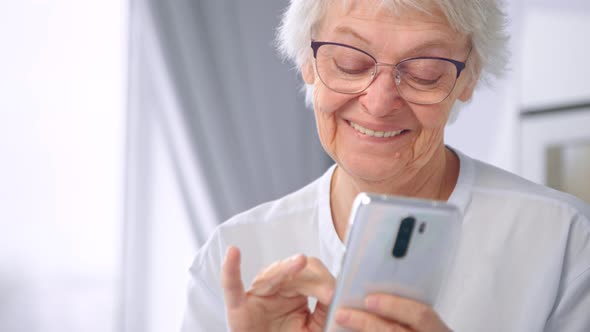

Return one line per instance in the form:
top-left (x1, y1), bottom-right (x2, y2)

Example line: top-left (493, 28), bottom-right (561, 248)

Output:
top-left (446, 0), bottom-right (590, 179)
top-left (518, 2), bottom-right (590, 192)
top-left (521, 2), bottom-right (590, 107)
top-left (0, 1), bottom-right (125, 331)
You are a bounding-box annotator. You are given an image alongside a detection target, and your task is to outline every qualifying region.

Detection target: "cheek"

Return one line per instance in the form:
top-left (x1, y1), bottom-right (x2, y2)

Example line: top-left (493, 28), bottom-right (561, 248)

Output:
top-left (410, 103), bottom-right (452, 152)
top-left (313, 87), bottom-right (336, 150)
top-left (412, 103), bottom-right (451, 130)
top-left (314, 83), bottom-right (354, 114)
top-left (314, 110), bottom-right (335, 146)
top-left (313, 85), bottom-right (354, 144)
top-left (413, 76), bottom-right (462, 127)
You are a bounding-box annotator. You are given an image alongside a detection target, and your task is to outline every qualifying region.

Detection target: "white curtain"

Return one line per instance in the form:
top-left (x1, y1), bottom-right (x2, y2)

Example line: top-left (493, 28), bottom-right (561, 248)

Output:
top-left (123, 0), bottom-right (331, 331)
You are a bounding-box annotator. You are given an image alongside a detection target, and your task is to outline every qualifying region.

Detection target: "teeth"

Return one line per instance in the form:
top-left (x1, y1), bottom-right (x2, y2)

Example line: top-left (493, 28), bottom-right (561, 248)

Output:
top-left (349, 121), bottom-right (404, 138)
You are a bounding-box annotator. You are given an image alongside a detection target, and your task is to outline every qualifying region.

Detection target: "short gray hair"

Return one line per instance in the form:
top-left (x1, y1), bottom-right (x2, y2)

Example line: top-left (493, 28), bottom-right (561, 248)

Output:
top-left (276, 0), bottom-right (510, 107)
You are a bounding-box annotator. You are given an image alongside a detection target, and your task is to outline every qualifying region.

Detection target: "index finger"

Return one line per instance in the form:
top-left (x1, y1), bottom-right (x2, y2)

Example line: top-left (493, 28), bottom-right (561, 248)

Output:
top-left (221, 246), bottom-right (246, 309)
top-left (290, 257), bottom-right (335, 305)
top-left (249, 256), bottom-right (335, 305)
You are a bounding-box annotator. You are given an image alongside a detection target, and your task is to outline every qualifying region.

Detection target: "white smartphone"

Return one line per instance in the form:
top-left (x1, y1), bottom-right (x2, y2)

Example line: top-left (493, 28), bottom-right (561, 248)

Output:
top-left (324, 193), bottom-right (462, 332)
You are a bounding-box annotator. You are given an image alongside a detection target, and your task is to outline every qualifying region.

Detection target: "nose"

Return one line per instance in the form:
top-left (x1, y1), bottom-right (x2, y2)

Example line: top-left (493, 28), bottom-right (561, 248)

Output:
top-left (359, 66), bottom-right (406, 117)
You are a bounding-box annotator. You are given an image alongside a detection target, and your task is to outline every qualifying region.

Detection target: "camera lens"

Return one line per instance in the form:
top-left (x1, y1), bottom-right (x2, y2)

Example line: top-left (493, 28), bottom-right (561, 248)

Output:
top-left (392, 216), bottom-right (415, 258)
top-left (418, 222), bottom-right (426, 233)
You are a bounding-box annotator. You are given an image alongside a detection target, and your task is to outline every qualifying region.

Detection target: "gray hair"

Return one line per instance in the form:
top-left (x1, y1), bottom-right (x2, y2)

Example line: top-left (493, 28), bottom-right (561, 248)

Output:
top-left (276, 0), bottom-right (510, 110)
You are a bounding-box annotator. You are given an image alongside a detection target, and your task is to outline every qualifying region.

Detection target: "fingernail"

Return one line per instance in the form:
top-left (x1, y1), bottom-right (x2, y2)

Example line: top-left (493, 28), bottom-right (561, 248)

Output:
top-left (287, 254), bottom-right (304, 272)
top-left (225, 246), bottom-right (237, 260)
top-left (225, 247), bottom-right (231, 259)
top-left (366, 296), bottom-right (379, 311)
top-left (335, 311), bottom-right (350, 324)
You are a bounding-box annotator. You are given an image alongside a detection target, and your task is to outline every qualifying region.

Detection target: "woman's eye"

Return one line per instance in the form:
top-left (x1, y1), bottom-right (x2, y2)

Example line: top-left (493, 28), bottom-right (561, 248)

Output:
top-left (405, 73), bottom-right (441, 86)
top-left (334, 60), bottom-right (373, 75)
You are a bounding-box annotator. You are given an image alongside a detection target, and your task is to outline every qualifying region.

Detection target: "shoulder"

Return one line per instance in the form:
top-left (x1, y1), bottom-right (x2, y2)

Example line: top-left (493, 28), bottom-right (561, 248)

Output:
top-left (220, 169), bottom-right (327, 230)
top-left (458, 155), bottom-right (590, 306)
top-left (189, 164), bottom-right (334, 275)
top-left (469, 157), bottom-right (590, 221)
top-left (466, 156), bottom-right (590, 281)
top-left (181, 166), bottom-right (334, 330)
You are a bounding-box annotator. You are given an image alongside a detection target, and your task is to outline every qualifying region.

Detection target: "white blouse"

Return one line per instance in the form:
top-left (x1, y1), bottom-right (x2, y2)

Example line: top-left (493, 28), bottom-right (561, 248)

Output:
top-left (181, 149), bottom-right (590, 332)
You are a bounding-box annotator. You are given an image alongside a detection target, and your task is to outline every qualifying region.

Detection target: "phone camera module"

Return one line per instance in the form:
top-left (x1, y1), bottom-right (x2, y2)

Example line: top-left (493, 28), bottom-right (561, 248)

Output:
top-left (392, 216), bottom-right (416, 258)
top-left (418, 222), bottom-right (426, 234)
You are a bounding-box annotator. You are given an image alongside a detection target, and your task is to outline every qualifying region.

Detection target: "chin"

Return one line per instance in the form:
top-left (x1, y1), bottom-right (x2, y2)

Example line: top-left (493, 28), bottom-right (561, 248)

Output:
top-left (338, 155), bottom-right (405, 185)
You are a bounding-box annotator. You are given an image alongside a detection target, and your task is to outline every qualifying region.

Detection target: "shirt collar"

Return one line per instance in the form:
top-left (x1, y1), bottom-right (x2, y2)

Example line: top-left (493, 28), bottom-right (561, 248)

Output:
top-left (446, 147), bottom-right (475, 217)
top-left (316, 147), bottom-right (475, 269)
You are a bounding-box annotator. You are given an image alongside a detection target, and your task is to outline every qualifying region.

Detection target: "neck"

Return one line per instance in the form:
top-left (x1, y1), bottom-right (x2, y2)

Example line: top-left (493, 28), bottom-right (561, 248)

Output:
top-left (330, 145), bottom-right (459, 241)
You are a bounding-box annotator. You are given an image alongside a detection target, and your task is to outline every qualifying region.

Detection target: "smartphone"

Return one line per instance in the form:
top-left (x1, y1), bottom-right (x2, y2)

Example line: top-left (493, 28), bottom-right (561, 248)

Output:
top-left (324, 193), bottom-right (462, 332)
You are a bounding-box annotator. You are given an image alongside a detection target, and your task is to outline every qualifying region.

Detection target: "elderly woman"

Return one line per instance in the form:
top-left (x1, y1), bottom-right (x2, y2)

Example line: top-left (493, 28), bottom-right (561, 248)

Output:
top-left (181, 0), bottom-right (590, 331)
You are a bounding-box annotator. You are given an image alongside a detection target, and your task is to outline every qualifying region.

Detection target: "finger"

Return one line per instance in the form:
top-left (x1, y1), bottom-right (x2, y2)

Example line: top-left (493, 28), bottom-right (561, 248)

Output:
top-left (250, 256), bottom-right (335, 304)
top-left (335, 308), bottom-right (410, 332)
top-left (289, 257), bottom-right (335, 305)
top-left (365, 294), bottom-right (447, 332)
top-left (309, 296), bottom-right (331, 330)
top-left (306, 260), bottom-right (335, 332)
top-left (248, 254), bottom-right (307, 296)
top-left (221, 246), bottom-right (246, 309)
top-left (250, 254), bottom-right (306, 289)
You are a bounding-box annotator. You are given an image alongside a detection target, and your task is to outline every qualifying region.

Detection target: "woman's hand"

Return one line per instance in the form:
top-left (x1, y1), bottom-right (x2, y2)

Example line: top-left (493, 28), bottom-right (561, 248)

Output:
top-left (221, 246), bottom-right (335, 332)
top-left (223, 246), bottom-right (450, 332)
top-left (332, 294), bottom-right (452, 332)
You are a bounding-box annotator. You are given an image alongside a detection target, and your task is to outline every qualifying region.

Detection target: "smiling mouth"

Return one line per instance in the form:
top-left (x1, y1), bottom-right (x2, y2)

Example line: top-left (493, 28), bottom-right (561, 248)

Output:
top-left (348, 121), bottom-right (408, 138)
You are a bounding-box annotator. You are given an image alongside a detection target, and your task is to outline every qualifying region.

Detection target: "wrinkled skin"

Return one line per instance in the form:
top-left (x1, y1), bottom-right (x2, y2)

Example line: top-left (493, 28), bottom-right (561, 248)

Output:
top-left (223, 0), bottom-right (477, 331)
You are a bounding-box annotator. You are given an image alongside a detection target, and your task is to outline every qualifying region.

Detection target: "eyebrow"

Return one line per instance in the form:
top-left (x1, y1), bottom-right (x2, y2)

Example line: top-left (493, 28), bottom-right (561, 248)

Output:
top-left (331, 25), bottom-right (459, 58)
top-left (332, 26), bottom-right (371, 45)
top-left (405, 40), bottom-right (456, 56)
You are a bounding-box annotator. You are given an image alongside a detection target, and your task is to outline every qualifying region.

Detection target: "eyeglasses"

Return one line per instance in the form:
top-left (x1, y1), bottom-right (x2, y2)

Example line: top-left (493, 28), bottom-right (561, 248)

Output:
top-left (310, 41), bottom-right (469, 105)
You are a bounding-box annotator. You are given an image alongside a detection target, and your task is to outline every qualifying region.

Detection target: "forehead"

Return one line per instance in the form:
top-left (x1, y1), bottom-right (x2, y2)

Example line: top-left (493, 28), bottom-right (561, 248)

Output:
top-left (316, 0), bottom-right (468, 57)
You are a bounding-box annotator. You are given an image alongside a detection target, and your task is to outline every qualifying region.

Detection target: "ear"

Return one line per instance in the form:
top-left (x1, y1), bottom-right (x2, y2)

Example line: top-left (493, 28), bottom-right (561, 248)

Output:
top-left (458, 73), bottom-right (478, 102)
top-left (301, 60), bottom-right (315, 84)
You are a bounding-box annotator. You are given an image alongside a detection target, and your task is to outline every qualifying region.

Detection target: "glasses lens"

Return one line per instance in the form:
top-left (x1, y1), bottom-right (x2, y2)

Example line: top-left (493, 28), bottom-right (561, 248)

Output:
top-left (396, 58), bottom-right (458, 104)
top-left (315, 44), bottom-right (375, 94)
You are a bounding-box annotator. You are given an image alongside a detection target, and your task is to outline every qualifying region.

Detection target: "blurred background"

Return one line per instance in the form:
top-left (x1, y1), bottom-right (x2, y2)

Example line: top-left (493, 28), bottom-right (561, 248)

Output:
top-left (0, 0), bottom-right (588, 331)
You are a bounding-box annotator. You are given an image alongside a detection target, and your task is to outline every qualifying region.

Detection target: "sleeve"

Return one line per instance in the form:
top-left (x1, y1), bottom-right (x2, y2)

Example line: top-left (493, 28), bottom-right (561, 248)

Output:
top-left (544, 214), bottom-right (590, 331)
top-left (544, 268), bottom-right (590, 331)
top-left (180, 229), bottom-right (227, 332)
